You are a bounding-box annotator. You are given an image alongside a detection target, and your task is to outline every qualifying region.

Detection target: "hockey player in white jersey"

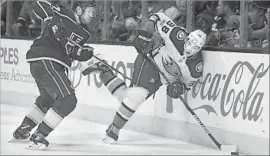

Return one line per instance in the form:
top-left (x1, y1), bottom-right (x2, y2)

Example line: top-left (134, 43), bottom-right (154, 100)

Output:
top-left (81, 12), bottom-right (206, 144)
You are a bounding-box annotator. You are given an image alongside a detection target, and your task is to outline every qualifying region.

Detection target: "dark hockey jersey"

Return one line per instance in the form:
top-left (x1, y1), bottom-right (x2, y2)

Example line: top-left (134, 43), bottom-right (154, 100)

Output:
top-left (26, 0), bottom-right (91, 68)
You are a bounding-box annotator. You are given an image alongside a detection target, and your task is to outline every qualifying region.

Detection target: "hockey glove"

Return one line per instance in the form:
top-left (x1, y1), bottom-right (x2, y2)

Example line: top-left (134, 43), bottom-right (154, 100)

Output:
top-left (74, 45), bottom-right (94, 62)
top-left (167, 81), bottom-right (187, 99)
top-left (133, 30), bottom-right (153, 55)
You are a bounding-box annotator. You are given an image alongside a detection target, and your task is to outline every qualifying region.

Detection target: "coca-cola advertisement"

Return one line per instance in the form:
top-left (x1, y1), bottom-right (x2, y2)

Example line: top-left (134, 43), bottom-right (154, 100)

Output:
top-left (156, 52), bottom-right (269, 138)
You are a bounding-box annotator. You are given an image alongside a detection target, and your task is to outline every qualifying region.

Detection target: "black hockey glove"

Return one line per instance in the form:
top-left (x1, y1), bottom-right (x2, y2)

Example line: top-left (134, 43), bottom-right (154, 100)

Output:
top-left (167, 81), bottom-right (187, 99)
top-left (133, 30), bottom-right (153, 55)
top-left (74, 45), bottom-right (94, 62)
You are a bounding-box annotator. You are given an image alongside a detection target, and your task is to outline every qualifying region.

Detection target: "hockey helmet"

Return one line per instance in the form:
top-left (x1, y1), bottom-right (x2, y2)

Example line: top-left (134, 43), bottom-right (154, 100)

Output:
top-left (184, 29), bottom-right (206, 57)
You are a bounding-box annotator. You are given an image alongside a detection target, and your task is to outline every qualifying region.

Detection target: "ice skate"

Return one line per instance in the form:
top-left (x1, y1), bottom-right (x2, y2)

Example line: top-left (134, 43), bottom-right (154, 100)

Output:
top-left (79, 57), bottom-right (111, 76)
top-left (26, 130), bottom-right (49, 150)
top-left (9, 123), bottom-right (31, 143)
top-left (102, 124), bottom-right (119, 144)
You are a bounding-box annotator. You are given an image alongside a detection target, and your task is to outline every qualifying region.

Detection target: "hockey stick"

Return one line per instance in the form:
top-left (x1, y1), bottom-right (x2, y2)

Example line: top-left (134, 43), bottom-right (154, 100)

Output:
top-left (66, 37), bottom-right (131, 81)
top-left (145, 52), bottom-right (238, 154)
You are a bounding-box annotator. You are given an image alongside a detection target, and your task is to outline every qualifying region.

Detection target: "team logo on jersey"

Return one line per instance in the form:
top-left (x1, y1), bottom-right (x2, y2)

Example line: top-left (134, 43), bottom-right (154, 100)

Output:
top-left (65, 33), bottom-right (83, 55)
top-left (195, 62), bottom-right (203, 72)
top-left (162, 57), bottom-right (182, 77)
top-left (176, 31), bottom-right (186, 41)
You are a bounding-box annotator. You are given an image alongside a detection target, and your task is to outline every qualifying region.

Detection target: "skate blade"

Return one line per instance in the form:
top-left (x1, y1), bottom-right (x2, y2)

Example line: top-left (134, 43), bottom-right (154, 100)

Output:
top-left (25, 142), bottom-right (47, 150)
top-left (102, 136), bottom-right (117, 144)
top-left (8, 137), bottom-right (29, 144)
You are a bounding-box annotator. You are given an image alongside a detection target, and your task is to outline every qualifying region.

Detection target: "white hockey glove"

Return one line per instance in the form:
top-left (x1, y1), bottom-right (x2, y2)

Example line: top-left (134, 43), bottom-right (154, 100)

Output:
top-left (78, 54), bottom-right (106, 76)
top-left (78, 58), bottom-right (96, 75)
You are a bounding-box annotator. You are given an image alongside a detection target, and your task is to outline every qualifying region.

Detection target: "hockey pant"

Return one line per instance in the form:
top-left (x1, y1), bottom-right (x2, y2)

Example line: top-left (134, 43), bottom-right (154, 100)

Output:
top-left (100, 54), bottom-right (162, 129)
top-left (20, 60), bottom-right (77, 137)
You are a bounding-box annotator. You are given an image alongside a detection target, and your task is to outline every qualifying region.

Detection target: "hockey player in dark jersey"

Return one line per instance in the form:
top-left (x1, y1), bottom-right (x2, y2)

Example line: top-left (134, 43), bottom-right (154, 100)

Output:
top-left (80, 13), bottom-right (206, 144)
top-left (11, 0), bottom-right (97, 149)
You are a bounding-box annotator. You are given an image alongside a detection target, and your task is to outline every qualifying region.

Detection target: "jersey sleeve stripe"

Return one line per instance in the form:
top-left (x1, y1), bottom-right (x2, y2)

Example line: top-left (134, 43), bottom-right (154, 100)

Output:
top-left (149, 14), bottom-right (160, 32)
top-left (44, 17), bottom-right (53, 22)
top-left (36, 0), bottom-right (49, 18)
top-left (32, 10), bottom-right (42, 20)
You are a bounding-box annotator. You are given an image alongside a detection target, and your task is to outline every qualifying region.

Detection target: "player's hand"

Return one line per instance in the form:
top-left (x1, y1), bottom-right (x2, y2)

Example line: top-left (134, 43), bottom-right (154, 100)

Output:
top-left (75, 45), bottom-right (94, 62)
top-left (167, 81), bottom-right (187, 99)
top-left (133, 30), bottom-right (153, 55)
top-left (12, 20), bottom-right (28, 36)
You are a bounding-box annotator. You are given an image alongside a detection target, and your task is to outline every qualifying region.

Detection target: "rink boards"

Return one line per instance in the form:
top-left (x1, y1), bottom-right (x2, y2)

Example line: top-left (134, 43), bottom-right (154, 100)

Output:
top-left (1, 39), bottom-right (269, 155)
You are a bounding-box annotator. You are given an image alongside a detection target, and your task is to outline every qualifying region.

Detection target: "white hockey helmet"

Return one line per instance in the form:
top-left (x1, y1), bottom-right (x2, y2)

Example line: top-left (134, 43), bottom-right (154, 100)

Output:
top-left (184, 29), bottom-right (206, 57)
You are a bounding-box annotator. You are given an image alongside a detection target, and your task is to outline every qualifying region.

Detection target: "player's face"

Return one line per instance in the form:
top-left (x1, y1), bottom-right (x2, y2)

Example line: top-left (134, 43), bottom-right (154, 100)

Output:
top-left (81, 7), bottom-right (95, 24)
top-left (184, 39), bottom-right (201, 57)
top-left (248, 4), bottom-right (261, 26)
top-left (216, 0), bottom-right (225, 17)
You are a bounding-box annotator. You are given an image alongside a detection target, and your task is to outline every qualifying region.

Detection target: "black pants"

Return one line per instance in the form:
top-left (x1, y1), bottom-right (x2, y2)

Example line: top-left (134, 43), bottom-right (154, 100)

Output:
top-left (30, 60), bottom-right (74, 112)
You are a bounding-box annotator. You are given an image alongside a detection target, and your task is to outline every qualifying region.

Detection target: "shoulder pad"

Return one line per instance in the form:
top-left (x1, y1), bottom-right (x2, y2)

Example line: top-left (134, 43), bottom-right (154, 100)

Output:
top-left (186, 52), bottom-right (203, 78)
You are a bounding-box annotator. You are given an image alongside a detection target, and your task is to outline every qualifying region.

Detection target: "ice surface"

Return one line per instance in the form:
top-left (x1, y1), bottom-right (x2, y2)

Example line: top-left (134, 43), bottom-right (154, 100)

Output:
top-left (1, 104), bottom-right (230, 155)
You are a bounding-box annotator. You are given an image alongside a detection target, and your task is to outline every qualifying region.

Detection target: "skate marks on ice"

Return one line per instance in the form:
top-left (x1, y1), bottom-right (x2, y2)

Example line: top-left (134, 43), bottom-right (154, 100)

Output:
top-left (1, 104), bottom-right (228, 155)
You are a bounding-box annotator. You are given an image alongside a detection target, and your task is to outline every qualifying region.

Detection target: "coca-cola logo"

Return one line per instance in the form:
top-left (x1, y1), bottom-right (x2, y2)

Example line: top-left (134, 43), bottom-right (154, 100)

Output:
top-left (166, 61), bottom-right (269, 122)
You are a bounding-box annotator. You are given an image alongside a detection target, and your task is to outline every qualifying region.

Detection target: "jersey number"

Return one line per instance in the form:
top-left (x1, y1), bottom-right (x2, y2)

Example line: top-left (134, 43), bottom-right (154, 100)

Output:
top-left (161, 20), bottom-right (176, 34)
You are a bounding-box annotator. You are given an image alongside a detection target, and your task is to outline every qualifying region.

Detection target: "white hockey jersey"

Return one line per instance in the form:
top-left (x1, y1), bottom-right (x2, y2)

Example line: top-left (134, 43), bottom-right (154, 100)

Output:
top-left (149, 13), bottom-right (203, 88)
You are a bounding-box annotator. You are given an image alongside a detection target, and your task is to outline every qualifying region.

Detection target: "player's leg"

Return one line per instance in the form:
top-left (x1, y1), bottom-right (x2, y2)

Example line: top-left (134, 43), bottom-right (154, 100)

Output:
top-left (104, 54), bottom-right (162, 143)
top-left (12, 81), bottom-right (54, 141)
top-left (27, 60), bottom-right (77, 149)
top-left (82, 57), bottom-right (128, 102)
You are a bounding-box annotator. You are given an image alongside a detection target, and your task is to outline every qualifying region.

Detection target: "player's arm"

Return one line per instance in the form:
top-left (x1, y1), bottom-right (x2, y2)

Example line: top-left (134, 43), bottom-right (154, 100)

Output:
top-left (167, 54), bottom-right (203, 99)
top-left (32, 0), bottom-right (57, 22)
top-left (32, 0), bottom-right (68, 42)
top-left (133, 13), bottom-right (160, 54)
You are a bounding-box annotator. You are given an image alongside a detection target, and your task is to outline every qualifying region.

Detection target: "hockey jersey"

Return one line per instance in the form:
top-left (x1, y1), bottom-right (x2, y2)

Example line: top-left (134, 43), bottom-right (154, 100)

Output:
top-left (26, 0), bottom-right (91, 68)
top-left (149, 13), bottom-right (203, 88)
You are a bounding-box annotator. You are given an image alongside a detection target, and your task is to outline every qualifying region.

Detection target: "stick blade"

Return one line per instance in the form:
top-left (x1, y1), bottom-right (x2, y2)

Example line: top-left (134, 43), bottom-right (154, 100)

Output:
top-left (220, 144), bottom-right (237, 152)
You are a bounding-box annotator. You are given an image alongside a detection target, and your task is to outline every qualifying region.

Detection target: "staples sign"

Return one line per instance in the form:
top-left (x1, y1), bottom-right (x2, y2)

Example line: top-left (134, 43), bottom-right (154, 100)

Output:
top-left (0, 47), bottom-right (19, 65)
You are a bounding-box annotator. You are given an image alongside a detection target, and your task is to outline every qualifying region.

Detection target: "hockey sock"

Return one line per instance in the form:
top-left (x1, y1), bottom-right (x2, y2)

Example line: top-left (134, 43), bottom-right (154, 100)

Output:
top-left (100, 70), bottom-right (127, 102)
top-left (20, 116), bottom-right (37, 131)
top-left (36, 108), bottom-right (64, 137)
top-left (112, 98), bottom-right (136, 129)
top-left (25, 104), bottom-right (46, 128)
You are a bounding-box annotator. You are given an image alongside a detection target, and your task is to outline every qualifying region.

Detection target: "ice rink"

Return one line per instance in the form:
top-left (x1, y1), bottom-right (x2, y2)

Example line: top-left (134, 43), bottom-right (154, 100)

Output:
top-left (1, 104), bottom-right (231, 155)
